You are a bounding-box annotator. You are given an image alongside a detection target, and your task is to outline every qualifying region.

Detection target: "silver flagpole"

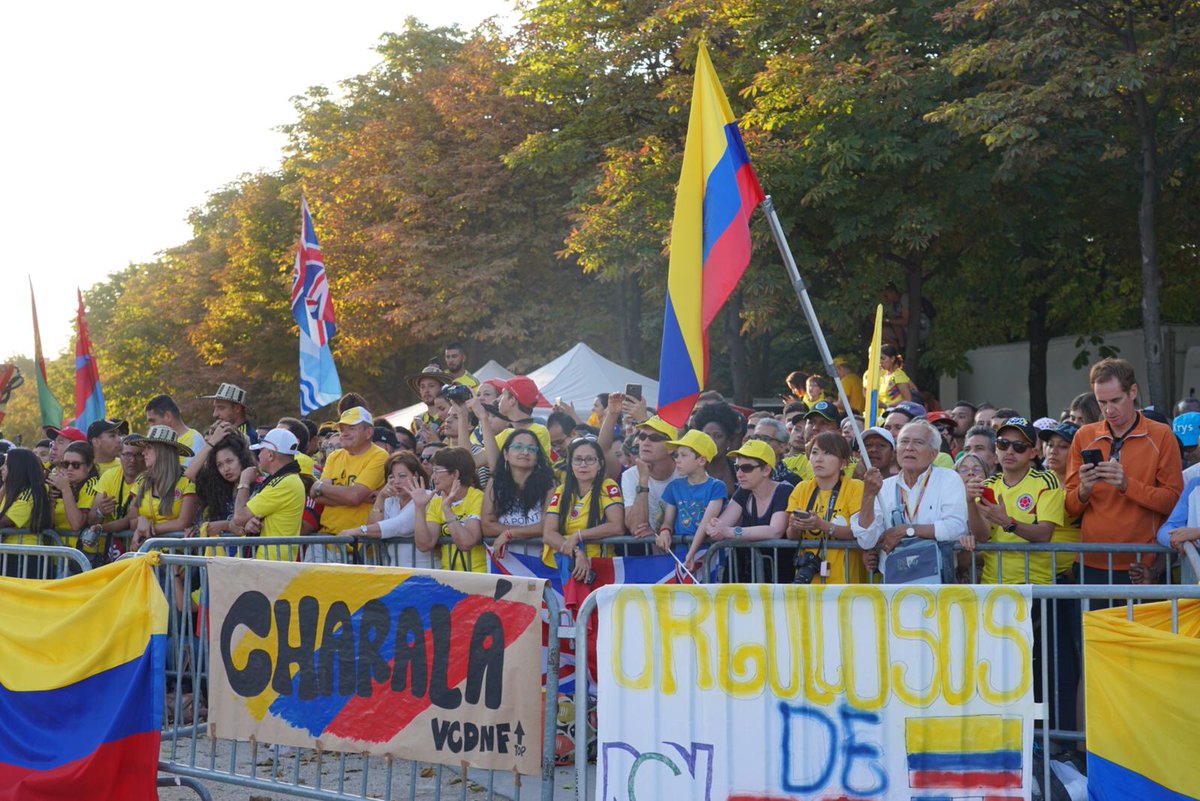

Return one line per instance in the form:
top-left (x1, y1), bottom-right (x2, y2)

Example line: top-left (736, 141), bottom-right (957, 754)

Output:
top-left (760, 195), bottom-right (872, 470)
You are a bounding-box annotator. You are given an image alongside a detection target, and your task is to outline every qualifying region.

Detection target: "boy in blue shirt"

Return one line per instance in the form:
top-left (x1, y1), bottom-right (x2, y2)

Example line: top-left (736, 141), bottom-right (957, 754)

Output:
top-left (658, 430), bottom-right (728, 553)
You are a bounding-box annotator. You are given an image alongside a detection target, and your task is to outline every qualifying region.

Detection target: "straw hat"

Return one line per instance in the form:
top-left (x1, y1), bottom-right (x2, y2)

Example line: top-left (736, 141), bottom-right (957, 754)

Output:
top-left (405, 364), bottom-right (454, 396)
top-left (137, 425), bottom-right (195, 457)
top-left (199, 383), bottom-right (248, 406)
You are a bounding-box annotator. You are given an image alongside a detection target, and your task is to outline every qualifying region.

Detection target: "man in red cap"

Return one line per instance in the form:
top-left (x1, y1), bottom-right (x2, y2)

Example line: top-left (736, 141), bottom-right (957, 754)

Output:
top-left (44, 425), bottom-right (87, 465)
top-left (492, 376), bottom-right (552, 458)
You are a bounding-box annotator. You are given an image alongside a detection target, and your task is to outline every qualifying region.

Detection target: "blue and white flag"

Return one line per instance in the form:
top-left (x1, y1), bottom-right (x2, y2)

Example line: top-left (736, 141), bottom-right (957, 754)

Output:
top-left (291, 197), bottom-right (342, 414)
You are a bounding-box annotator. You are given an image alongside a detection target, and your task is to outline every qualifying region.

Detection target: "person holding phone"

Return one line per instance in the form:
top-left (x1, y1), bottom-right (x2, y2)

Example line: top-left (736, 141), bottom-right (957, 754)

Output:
top-left (1064, 358), bottom-right (1183, 585)
top-left (785, 432), bottom-right (867, 584)
top-left (967, 418), bottom-right (1064, 585)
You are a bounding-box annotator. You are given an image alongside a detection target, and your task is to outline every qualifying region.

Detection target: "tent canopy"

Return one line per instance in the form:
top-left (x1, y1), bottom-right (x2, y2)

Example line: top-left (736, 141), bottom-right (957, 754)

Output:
top-left (382, 343), bottom-right (658, 429)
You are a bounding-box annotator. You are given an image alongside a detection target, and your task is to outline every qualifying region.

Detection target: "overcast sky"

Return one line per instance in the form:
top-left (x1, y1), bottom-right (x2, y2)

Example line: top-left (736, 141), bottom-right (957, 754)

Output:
top-left (1, 0), bottom-right (509, 362)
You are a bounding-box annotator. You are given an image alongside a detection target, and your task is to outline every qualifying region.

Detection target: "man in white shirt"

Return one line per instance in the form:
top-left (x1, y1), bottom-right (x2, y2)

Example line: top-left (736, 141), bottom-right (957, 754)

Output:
top-left (852, 419), bottom-right (973, 574)
top-left (621, 416), bottom-right (681, 537)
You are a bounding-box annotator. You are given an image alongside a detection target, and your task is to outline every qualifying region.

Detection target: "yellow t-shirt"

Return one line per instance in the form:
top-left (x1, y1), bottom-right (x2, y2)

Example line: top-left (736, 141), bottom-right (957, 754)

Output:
top-left (980, 469), bottom-right (1066, 585)
top-left (786, 478), bottom-right (869, 584)
top-left (137, 476), bottom-right (197, 525)
top-left (2, 490), bottom-right (40, 545)
top-left (296, 452), bottom-right (316, 478)
top-left (94, 465), bottom-right (139, 521)
top-left (880, 368), bottom-right (911, 406)
top-left (783, 454), bottom-right (815, 482)
top-left (1052, 516), bottom-right (1082, 575)
top-left (246, 472), bottom-right (306, 561)
top-left (318, 445), bottom-right (388, 533)
top-left (453, 372), bottom-right (480, 389)
top-left (934, 452), bottom-right (955, 470)
top-left (542, 478), bottom-right (623, 567)
top-left (496, 424), bottom-right (552, 461)
top-left (53, 476), bottom-right (99, 547)
top-left (804, 391), bottom-right (826, 407)
top-left (840, 373), bottom-right (865, 413)
top-left (427, 488), bottom-right (486, 572)
top-left (178, 428), bottom-right (205, 466)
top-left (95, 459), bottom-right (119, 475)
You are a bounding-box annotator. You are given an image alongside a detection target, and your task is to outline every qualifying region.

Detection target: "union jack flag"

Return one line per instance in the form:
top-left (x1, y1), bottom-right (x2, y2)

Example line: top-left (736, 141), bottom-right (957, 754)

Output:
top-left (291, 197), bottom-right (336, 345)
top-left (291, 196), bottom-right (342, 414)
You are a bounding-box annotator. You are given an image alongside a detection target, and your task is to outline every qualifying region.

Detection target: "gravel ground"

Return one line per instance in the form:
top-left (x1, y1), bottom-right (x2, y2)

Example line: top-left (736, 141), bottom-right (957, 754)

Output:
top-left (155, 735), bottom-right (591, 801)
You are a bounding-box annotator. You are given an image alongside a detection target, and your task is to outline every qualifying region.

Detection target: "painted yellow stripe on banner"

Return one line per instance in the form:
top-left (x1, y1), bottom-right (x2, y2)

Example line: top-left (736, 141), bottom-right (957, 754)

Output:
top-left (905, 715), bottom-right (1022, 754)
top-left (0, 556), bottom-right (166, 692)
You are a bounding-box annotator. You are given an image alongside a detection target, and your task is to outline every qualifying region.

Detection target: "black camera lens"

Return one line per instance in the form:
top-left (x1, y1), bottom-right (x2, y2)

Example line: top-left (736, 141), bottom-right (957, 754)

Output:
top-left (793, 551), bottom-right (822, 585)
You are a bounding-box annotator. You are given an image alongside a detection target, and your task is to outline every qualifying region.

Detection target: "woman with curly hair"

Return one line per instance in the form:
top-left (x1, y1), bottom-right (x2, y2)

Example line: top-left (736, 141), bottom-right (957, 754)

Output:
top-left (483, 429), bottom-right (557, 558)
top-left (192, 433), bottom-right (256, 540)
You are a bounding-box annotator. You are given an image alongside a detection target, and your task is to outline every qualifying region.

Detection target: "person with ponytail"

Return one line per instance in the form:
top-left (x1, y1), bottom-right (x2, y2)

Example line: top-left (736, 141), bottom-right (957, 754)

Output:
top-left (877, 344), bottom-right (914, 407)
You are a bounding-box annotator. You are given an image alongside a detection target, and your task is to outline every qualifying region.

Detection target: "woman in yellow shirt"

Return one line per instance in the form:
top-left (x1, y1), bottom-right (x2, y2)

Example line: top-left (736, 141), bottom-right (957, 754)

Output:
top-left (786, 432), bottom-right (868, 584)
top-left (48, 441), bottom-right (100, 547)
top-left (411, 446), bottom-right (486, 572)
top-left (878, 344), bottom-right (914, 408)
top-left (128, 426), bottom-right (198, 548)
top-left (0, 448), bottom-right (53, 551)
top-left (542, 438), bottom-right (625, 580)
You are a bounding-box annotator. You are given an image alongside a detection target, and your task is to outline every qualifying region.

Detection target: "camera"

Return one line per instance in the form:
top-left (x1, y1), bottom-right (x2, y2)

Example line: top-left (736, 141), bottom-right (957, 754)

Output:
top-left (793, 551), bottom-right (822, 585)
top-left (439, 383), bottom-right (473, 404)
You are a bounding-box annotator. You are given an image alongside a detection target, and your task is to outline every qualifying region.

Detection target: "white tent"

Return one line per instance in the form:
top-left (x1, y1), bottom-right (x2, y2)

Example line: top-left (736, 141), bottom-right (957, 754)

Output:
top-left (527, 342), bottom-right (659, 413)
top-left (382, 343), bottom-right (658, 429)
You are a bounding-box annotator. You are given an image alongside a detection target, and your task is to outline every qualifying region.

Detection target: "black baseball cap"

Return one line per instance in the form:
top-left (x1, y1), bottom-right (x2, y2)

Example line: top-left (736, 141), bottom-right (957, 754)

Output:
top-left (87, 418), bottom-right (129, 440)
top-left (373, 426), bottom-right (400, 449)
top-left (997, 416), bottom-right (1038, 444)
top-left (804, 400), bottom-right (843, 423)
top-left (1038, 421), bottom-right (1080, 445)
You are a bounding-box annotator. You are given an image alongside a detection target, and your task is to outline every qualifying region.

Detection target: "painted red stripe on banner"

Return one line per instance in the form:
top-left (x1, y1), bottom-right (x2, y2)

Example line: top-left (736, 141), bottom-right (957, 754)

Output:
top-left (0, 730), bottom-right (160, 801)
top-left (324, 596), bottom-right (537, 742)
top-left (910, 769), bottom-right (1023, 789)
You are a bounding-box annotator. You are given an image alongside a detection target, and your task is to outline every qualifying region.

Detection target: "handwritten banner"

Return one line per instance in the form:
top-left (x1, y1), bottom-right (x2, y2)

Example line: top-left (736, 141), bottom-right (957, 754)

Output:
top-left (595, 584), bottom-right (1035, 801)
top-left (207, 558), bottom-right (545, 774)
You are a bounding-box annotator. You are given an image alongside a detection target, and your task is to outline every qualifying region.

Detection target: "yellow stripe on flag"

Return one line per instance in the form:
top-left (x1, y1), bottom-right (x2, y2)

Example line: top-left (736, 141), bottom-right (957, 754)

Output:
top-left (0, 556), bottom-right (167, 692)
top-left (904, 715), bottom-right (1022, 755)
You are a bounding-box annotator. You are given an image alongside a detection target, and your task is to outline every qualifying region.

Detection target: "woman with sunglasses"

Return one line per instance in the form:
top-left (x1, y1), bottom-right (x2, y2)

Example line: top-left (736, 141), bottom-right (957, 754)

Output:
top-left (0, 447), bottom-right (53, 549)
top-left (483, 429), bottom-right (557, 559)
top-left (48, 441), bottom-right (100, 546)
top-left (410, 446), bottom-right (485, 572)
top-left (542, 437), bottom-right (625, 580)
top-left (684, 439), bottom-right (792, 579)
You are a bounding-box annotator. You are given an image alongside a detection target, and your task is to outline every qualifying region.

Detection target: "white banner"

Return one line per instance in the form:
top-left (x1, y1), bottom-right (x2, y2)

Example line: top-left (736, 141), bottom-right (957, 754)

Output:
top-left (595, 584), bottom-right (1035, 801)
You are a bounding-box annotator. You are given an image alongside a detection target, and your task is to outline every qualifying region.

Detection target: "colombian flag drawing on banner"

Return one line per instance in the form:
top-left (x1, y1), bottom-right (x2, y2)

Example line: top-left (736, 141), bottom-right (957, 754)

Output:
top-left (657, 42), bottom-right (765, 428)
top-left (0, 556), bottom-right (167, 801)
top-left (1085, 599), bottom-right (1200, 801)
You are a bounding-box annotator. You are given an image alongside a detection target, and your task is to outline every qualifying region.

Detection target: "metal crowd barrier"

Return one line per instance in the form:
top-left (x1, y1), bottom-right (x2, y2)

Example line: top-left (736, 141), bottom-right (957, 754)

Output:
top-left (0, 541), bottom-right (91, 578)
top-left (137, 542), bottom-right (564, 801)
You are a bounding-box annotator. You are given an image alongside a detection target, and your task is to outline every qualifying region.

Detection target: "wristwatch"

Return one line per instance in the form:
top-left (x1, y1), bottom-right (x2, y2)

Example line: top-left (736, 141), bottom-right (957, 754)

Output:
top-left (236, 483), bottom-right (250, 491)
top-left (734, 526), bottom-right (743, 538)
top-left (636, 486), bottom-right (650, 494)
top-left (314, 479), bottom-right (324, 496)
top-left (360, 524), bottom-right (369, 535)
top-left (905, 526), bottom-right (916, 537)
top-left (1004, 519), bottom-right (1018, 533)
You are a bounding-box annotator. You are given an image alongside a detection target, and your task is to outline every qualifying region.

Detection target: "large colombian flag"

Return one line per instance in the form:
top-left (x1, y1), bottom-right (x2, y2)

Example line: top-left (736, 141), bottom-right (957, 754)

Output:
top-left (1085, 599), bottom-right (1200, 800)
top-left (0, 556), bottom-right (167, 801)
top-left (657, 42), bottom-right (764, 428)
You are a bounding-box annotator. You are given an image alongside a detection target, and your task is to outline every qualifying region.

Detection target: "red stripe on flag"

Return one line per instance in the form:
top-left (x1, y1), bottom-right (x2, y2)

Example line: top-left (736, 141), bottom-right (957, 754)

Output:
top-left (909, 770), bottom-right (1023, 789)
top-left (0, 730), bottom-right (160, 801)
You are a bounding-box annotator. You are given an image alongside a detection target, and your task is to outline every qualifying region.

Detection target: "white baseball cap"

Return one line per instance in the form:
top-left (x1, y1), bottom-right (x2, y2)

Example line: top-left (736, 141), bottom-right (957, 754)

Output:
top-left (250, 428), bottom-right (299, 456)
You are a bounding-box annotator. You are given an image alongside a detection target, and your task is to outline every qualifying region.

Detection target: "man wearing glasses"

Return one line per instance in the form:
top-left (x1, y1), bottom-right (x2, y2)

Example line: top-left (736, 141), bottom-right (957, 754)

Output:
top-left (967, 417), bottom-right (1065, 585)
top-left (622, 416), bottom-right (681, 538)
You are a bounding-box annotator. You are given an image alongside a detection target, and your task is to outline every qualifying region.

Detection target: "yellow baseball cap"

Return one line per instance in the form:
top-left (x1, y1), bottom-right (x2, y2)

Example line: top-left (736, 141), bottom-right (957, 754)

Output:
top-left (637, 416), bottom-right (679, 440)
top-left (337, 406), bottom-right (372, 427)
top-left (665, 430), bottom-right (717, 462)
top-left (726, 439), bottom-right (777, 469)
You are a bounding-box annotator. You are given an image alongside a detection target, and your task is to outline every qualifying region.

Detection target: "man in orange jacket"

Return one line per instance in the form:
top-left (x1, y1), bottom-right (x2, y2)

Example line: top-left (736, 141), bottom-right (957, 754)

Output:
top-left (1065, 358), bottom-right (1183, 584)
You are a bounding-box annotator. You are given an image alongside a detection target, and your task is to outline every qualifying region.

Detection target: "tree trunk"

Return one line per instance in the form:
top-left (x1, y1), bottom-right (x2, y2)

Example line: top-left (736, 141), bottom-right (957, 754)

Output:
top-left (627, 272), bottom-right (643, 369)
top-left (725, 289), bottom-right (750, 405)
top-left (1134, 91), bottom-right (1166, 407)
top-left (904, 260), bottom-right (923, 377)
top-left (1028, 292), bottom-right (1049, 420)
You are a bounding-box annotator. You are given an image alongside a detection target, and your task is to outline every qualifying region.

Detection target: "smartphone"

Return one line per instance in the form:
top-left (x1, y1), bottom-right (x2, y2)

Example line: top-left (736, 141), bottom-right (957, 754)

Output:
top-left (980, 487), bottom-right (997, 505)
top-left (1081, 448), bottom-right (1104, 466)
top-left (625, 383), bottom-right (643, 402)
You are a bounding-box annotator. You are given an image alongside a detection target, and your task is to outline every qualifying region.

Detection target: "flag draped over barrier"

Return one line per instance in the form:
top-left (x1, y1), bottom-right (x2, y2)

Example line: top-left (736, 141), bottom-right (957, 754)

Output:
top-left (28, 278), bottom-right (64, 429)
top-left (0, 556), bottom-right (167, 801)
top-left (292, 196), bottom-right (342, 414)
top-left (1085, 599), bottom-right (1200, 800)
top-left (73, 288), bottom-right (106, 431)
top-left (657, 42), bottom-right (764, 428)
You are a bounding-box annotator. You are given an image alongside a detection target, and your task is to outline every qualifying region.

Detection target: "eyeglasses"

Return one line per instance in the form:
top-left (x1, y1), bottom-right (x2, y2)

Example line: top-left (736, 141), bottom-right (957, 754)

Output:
top-left (735, 461), bottom-right (765, 473)
top-left (571, 456), bottom-right (600, 466)
top-left (508, 444), bottom-right (539, 455)
top-left (429, 467), bottom-right (450, 476)
top-left (637, 432), bottom-right (668, 443)
top-left (59, 460), bottom-right (86, 469)
top-left (995, 439), bottom-right (1032, 453)
top-left (749, 433), bottom-right (786, 445)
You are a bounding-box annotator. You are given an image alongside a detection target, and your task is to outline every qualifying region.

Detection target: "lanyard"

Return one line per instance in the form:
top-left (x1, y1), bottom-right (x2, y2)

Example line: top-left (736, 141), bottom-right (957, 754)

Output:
top-left (1106, 412), bottom-right (1139, 462)
top-left (805, 479), bottom-right (844, 523)
top-left (898, 468), bottom-right (932, 524)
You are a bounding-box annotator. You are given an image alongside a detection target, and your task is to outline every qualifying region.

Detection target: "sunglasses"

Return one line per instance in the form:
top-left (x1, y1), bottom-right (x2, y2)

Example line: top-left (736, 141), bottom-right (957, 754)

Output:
top-left (735, 461), bottom-right (766, 473)
top-left (59, 460), bottom-right (86, 469)
top-left (637, 432), bottom-right (668, 443)
top-left (995, 439), bottom-right (1032, 453)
